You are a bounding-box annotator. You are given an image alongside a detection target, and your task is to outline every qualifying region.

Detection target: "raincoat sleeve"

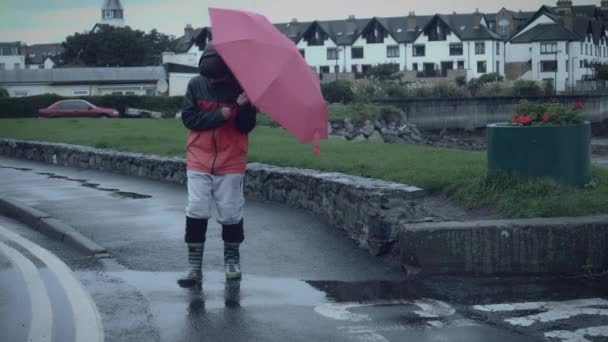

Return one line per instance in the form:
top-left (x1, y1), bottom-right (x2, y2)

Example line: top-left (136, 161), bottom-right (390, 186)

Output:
top-left (235, 104), bottom-right (257, 134)
top-left (181, 79), bottom-right (226, 131)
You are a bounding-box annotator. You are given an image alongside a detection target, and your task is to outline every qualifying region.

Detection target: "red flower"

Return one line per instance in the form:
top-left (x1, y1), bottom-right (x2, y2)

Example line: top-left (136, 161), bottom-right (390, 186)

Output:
top-left (512, 115), bottom-right (533, 126)
top-left (542, 114), bottom-right (550, 122)
top-left (572, 102), bottom-right (585, 110)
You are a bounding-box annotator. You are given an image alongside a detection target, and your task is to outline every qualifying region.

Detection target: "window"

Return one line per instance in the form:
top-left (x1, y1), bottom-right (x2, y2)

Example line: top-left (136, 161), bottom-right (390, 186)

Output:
top-left (387, 45), bottom-right (399, 58)
top-left (541, 60), bottom-right (558, 72)
top-left (449, 43), bottom-right (463, 56)
top-left (57, 101), bottom-right (78, 109)
top-left (412, 63), bottom-right (418, 71)
top-left (475, 42), bottom-right (485, 55)
top-left (351, 47), bottom-right (364, 59)
top-left (586, 45), bottom-right (589, 55)
top-left (566, 43), bottom-right (569, 54)
top-left (12, 47), bottom-right (18, 55)
top-left (125, 92), bottom-right (136, 95)
top-left (319, 66), bottom-right (330, 73)
top-left (540, 42), bottom-right (558, 54)
top-left (73, 101), bottom-right (90, 110)
top-left (477, 61), bottom-right (487, 73)
top-left (413, 45), bottom-right (425, 57)
top-left (72, 90), bottom-right (90, 96)
top-left (327, 48), bottom-right (338, 60)
top-left (496, 42), bottom-right (500, 55)
top-left (566, 60), bottom-right (569, 72)
top-left (498, 19), bottom-right (510, 37)
top-left (580, 60), bottom-right (583, 68)
top-left (146, 88), bottom-right (156, 96)
top-left (299, 49), bottom-right (305, 58)
top-left (457, 61), bottom-right (465, 69)
top-left (361, 64), bottom-right (372, 73)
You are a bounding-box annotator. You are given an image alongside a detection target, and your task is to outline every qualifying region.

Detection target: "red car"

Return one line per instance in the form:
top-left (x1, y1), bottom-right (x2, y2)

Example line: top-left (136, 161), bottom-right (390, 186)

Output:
top-left (39, 100), bottom-right (120, 118)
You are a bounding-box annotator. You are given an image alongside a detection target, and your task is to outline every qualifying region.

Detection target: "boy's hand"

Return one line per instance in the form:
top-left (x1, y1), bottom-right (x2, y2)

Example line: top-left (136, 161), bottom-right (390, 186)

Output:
top-left (221, 107), bottom-right (234, 120)
top-left (237, 93), bottom-right (250, 106)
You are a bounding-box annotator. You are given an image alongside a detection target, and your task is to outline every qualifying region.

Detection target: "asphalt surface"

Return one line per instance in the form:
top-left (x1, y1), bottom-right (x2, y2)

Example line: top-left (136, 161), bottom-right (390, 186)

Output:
top-left (1, 156), bottom-right (608, 342)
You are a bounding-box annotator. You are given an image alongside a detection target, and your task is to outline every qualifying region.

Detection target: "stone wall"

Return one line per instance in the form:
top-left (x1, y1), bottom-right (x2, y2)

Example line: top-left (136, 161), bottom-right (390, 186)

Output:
top-left (377, 94), bottom-right (608, 130)
top-left (0, 139), bottom-right (429, 255)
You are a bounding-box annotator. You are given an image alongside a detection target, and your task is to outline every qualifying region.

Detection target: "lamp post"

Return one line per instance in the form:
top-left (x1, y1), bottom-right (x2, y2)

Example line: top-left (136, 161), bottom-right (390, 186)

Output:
top-left (335, 47), bottom-right (343, 81)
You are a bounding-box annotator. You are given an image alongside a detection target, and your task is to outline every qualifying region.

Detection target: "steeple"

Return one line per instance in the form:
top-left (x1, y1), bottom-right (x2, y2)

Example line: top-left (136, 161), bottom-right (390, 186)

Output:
top-left (101, 0), bottom-right (125, 27)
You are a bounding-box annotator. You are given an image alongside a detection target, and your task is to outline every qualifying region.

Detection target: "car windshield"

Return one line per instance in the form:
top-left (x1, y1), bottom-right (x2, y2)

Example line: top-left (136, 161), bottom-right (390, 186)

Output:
top-left (83, 101), bottom-right (96, 108)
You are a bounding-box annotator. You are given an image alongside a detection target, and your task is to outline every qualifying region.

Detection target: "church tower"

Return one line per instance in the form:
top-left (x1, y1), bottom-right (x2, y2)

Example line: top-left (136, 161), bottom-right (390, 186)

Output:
top-left (101, 0), bottom-right (125, 27)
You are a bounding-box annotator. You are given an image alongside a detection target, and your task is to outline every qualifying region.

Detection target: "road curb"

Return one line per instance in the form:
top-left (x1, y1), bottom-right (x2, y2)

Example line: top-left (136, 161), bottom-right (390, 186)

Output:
top-left (0, 197), bottom-right (109, 257)
top-left (400, 216), bottom-right (608, 275)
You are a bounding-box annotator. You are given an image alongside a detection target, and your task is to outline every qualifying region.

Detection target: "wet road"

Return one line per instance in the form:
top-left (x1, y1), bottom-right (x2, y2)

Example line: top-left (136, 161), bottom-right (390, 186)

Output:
top-left (1, 156), bottom-right (608, 342)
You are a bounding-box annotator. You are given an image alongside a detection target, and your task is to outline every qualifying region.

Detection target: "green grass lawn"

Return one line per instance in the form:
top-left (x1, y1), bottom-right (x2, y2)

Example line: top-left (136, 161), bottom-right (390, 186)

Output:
top-left (1, 118), bottom-right (607, 218)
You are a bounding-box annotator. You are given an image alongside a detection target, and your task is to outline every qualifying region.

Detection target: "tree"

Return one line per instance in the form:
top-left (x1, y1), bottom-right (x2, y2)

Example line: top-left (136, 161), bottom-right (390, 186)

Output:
top-left (367, 63), bottom-right (400, 81)
top-left (592, 63), bottom-right (608, 80)
top-left (0, 88), bottom-right (9, 98)
top-left (60, 26), bottom-right (176, 67)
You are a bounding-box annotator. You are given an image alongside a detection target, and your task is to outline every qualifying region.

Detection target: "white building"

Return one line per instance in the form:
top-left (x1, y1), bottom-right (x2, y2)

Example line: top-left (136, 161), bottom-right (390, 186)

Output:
top-left (507, 2), bottom-right (608, 91)
top-left (0, 42), bottom-right (25, 70)
top-left (0, 67), bottom-right (166, 97)
top-left (162, 26), bottom-right (211, 67)
top-left (100, 0), bottom-right (125, 28)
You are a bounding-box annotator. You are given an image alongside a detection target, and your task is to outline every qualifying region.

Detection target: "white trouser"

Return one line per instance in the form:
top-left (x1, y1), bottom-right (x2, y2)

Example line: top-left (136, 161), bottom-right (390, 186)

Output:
top-left (186, 170), bottom-right (244, 225)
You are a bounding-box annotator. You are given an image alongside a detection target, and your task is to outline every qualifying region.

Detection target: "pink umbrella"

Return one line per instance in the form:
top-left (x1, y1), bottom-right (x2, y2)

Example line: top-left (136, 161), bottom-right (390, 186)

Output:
top-left (209, 8), bottom-right (329, 156)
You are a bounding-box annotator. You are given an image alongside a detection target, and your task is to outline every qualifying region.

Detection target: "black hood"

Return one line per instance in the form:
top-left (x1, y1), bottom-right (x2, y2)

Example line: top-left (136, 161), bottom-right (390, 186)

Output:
top-left (198, 43), bottom-right (230, 79)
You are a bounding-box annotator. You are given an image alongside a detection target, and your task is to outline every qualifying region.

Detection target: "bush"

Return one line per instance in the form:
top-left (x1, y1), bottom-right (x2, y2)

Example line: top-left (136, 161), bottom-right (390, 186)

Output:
top-left (368, 63), bottom-right (400, 81)
top-left (352, 81), bottom-right (386, 103)
top-left (478, 73), bottom-right (504, 84)
top-left (0, 94), bottom-right (183, 118)
top-left (328, 103), bottom-right (405, 124)
top-left (512, 80), bottom-right (543, 97)
top-left (513, 100), bottom-right (583, 125)
top-left (432, 82), bottom-right (465, 98)
top-left (477, 82), bottom-right (511, 97)
top-left (0, 93), bottom-right (63, 118)
top-left (321, 80), bottom-right (354, 104)
top-left (0, 88), bottom-right (9, 98)
top-left (543, 79), bottom-right (555, 96)
top-left (467, 78), bottom-right (482, 96)
top-left (455, 76), bottom-right (467, 87)
top-left (381, 83), bottom-right (409, 99)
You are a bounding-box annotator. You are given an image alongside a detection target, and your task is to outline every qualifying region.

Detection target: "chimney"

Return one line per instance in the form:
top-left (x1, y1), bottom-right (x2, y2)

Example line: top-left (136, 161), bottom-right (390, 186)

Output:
top-left (407, 11), bottom-right (417, 32)
top-left (556, 0), bottom-right (573, 15)
top-left (346, 15), bottom-right (357, 34)
top-left (184, 24), bottom-right (194, 41)
top-left (288, 18), bottom-right (299, 38)
top-left (473, 9), bottom-right (482, 29)
top-left (603, 0), bottom-right (608, 9)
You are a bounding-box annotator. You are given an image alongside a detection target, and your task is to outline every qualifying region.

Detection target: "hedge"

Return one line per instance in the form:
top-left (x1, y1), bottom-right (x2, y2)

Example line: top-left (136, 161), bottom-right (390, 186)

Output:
top-left (0, 94), bottom-right (183, 118)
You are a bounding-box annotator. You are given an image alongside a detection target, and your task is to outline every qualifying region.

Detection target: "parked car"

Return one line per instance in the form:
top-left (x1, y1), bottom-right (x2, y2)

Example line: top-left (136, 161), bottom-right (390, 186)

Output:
top-left (39, 100), bottom-right (120, 118)
top-left (123, 107), bottom-right (163, 119)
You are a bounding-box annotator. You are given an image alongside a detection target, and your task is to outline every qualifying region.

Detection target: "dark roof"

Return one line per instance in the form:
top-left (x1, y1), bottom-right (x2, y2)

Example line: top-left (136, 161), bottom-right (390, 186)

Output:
top-left (0, 67), bottom-right (166, 85)
top-left (173, 27), bottom-right (207, 53)
top-left (274, 21), bottom-right (314, 42)
top-left (0, 42), bottom-right (21, 48)
top-left (318, 18), bottom-right (371, 45)
top-left (25, 43), bottom-right (63, 64)
top-left (438, 13), bottom-right (502, 40)
top-left (510, 23), bottom-right (580, 43)
top-left (382, 15), bottom-right (433, 43)
top-left (570, 5), bottom-right (597, 18)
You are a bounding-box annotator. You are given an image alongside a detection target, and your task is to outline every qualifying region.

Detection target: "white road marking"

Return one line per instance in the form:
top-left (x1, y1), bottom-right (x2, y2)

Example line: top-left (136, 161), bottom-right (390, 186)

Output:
top-left (545, 325), bottom-right (608, 342)
top-left (474, 298), bottom-right (608, 327)
top-left (0, 241), bottom-right (53, 342)
top-left (315, 298), bottom-right (456, 323)
top-left (473, 298), bottom-right (608, 341)
top-left (0, 225), bottom-right (104, 342)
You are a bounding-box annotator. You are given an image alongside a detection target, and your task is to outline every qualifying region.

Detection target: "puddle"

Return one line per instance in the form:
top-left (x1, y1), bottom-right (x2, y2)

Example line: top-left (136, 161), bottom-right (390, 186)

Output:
top-left (1, 165), bottom-right (152, 201)
top-left (109, 192), bottom-right (152, 200)
top-left (0, 166), bottom-right (33, 171)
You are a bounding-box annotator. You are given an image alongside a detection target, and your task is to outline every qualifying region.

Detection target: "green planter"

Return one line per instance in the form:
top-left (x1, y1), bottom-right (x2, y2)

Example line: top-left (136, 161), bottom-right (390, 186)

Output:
top-left (487, 122), bottom-right (591, 186)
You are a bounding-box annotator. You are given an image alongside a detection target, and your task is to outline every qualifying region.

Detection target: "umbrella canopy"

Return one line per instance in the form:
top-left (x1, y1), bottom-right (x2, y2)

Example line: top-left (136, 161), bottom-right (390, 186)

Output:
top-left (209, 8), bottom-right (328, 155)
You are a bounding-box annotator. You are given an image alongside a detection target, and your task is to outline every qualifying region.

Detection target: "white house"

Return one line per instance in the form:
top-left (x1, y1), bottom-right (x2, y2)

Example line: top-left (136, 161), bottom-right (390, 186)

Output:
top-left (0, 42), bottom-right (25, 70)
top-left (508, 2), bottom-right (608, 91)
top-left (162, 26), bottom-right (211, 67)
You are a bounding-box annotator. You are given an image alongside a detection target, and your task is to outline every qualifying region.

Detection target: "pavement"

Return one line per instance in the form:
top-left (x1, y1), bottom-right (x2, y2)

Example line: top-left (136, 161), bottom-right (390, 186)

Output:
top-left (1, 155), bottom-right (608, 342)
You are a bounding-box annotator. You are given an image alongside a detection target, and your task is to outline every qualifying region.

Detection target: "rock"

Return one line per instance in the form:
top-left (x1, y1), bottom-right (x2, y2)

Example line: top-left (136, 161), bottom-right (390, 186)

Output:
top-left (353, 135), bottom-right (367, 142)
top-left (368, 131), bottom-right (385, 143)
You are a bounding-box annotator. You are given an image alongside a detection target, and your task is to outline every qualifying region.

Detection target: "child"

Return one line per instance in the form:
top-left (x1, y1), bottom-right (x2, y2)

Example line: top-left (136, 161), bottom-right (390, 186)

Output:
top-left (178, 43), bottom-right (256, 288)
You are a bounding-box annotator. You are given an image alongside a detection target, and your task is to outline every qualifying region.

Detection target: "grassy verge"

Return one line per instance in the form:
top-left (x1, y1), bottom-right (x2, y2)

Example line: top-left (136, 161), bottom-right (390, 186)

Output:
top-left (1, 118), bottom-right (607, 218)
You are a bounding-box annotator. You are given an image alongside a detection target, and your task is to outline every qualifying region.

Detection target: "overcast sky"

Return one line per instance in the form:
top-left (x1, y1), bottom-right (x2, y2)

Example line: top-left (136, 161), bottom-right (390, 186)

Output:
top-left (0, 0), bottom-right (602, 44)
